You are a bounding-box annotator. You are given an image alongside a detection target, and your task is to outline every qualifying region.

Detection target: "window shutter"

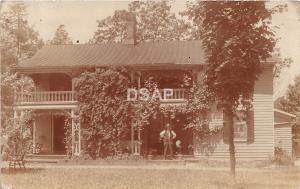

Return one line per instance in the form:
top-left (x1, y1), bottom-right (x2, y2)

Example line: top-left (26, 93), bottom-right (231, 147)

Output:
top-left (247, 110), bottom-right (254, 144)
top-left (223, 111), bottom-right (229, 144)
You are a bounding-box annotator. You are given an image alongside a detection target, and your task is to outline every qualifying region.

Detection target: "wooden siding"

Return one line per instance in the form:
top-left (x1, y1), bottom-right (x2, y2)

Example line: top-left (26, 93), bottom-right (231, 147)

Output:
top-left (274, 110), bottom-right (294, 155)
top-left (194, 66), bottom-right (274, 160)
top-left (274, 124), bottom-right (292, 154)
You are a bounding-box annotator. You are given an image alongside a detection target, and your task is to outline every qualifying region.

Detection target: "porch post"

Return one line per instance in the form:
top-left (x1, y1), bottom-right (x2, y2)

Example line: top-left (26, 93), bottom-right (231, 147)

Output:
top-left (137, 71), bottom-right (141, 90)
top-left (130, 71), bottom-right (135, 155)
top-left (13, 110), bottom-right (18, 119)
top-left (71, 78), bottom-right (75, 101)
top-left (20, 74), bottom-right (24, 102)
top-left (131, 120), bottom-right (134, 154)
top-left (137, 127), bottom-right (141, 155)
top-left (71, 109), bottom-right (75, 156)
top-left (32, 119), bottom-right (36, 154)
top-left (71, 109), bottom-right (81, 156)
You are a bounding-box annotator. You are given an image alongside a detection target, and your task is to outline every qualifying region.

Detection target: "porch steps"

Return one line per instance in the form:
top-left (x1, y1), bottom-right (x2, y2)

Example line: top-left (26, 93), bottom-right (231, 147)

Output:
top-left (25, 154), bottom-right (67, 164)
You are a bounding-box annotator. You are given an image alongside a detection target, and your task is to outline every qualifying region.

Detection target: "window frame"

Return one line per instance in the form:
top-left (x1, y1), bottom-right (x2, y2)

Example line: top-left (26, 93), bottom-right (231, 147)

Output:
top-left (233, 110), bottom-right (248, 142)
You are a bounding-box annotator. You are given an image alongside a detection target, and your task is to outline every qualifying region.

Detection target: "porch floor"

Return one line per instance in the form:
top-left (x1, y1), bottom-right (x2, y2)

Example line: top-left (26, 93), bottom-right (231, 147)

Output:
top-left (24, 154), bottom-right (198, 165)
top-left (25, 154), bottom-right (67, 164)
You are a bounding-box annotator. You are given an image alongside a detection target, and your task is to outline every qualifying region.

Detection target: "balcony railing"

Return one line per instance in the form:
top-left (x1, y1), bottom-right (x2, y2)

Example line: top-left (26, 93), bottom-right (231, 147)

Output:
top-left (15, 91), bottom-right (77, 105)
top-left (159, 89), bottom-right (187, 102)
top-left (15, 89), bottom-right (187, 105)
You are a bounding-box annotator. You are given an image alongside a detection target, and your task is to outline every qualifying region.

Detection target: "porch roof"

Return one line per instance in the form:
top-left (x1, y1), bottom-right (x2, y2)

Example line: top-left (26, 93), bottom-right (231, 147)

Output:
top-left (17, 40), bottom-right (205, 70)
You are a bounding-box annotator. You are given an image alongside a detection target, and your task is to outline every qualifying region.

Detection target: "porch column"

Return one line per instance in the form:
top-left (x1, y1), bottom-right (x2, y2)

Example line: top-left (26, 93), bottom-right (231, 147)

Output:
top-left (71, 109), bottom-right (81, 156)
top-left (71, 77), bottom-right (75, 101)
top-left (20, 74), bottom-right (24, 102)
top-left (137, 127), bottom-right (141, 155)
top-left (131, 121), bottom-right (134, 154)
top-left (137, 71), bottom-right (141, 90)
top-left (13, 110), bottom-right (18, 119)
top-left (32, 119), bottom-right (37, 154)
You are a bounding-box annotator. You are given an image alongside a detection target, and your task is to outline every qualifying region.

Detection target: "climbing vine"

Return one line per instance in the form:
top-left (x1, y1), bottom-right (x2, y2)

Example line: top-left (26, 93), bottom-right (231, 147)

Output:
top-left (74, 67), bottom-right (132, 158)
top-left (73, 67), bottom-right (219, 158)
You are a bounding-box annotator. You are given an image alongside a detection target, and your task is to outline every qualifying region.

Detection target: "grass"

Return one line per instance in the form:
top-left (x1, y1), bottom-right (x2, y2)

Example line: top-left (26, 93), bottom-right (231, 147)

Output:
top-left (2, 167), bottom-right (300, 189)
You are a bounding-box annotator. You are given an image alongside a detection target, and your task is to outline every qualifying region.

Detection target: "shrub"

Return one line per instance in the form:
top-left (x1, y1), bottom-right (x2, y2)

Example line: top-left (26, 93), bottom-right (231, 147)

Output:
top-left (1, 110), bottom-right (33, 161)
top-left (273, 147), bottom-right (294, 166)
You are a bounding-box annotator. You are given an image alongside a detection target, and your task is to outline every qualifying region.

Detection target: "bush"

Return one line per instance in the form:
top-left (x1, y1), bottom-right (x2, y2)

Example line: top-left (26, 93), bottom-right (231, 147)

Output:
top-left (1, 110), bottom-right (33, 161)
top-left (273, 147), bottom-right (294, 166)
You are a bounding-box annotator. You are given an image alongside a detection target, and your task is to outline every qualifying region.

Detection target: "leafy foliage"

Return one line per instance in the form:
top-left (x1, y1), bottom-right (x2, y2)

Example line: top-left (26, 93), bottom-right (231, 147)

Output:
top-left (74, 67), bottom-right (217, 158)
top-left (90, 1), bottom-right (191, 43)
top-left (0, 2), bottom-right (42, 131)
top-left (64, 117), bottom-right (72, 157)
top-left (1, 72), bottom-right (34, 159)
top-left (74, 67), bottom-right (131, 158)
top-left (1, 72), bottom-right (34, 107)
top-left (184, 1), bottom-right (281, 175)
top-left (198, 2), bottom-right (276, 108)
top-left (48, 24), bottom-right (73, 45)
top-left (128, 1), bottom-right (191, 42)
top-left (275, 74), bottom-right (300, 114)
top-left (0, 2), bottom-right (43, 70)
top-left (131, 76), bottom-right (161, 131)
top-left (1, 110), bottom-right (33, 160)
top-left (140, 73), bottom-right (218, 154)
top-left (184, 84), bottom-right (219, 138)
top-left (273, 147), bottom-right (294, 166)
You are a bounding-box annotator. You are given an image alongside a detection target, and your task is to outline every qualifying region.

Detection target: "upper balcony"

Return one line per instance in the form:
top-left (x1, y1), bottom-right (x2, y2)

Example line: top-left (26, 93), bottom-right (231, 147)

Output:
top-left (14, 71), bottom-right (191, 109)
top-left (14, 91), bottom-right (77, 108)
top-left (14, 88), bottom-right (187, 107)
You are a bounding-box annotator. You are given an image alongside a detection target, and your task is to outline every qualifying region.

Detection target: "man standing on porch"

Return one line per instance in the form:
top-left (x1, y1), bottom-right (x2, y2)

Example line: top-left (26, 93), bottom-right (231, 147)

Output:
top-left (160, 124), bottom-right (176, 160)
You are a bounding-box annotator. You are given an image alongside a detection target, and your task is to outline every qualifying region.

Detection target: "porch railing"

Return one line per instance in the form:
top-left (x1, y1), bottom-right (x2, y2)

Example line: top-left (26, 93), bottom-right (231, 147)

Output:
top-left (15, 89), bottom-right (187, 105)
top-left (159, 89), bottom-right (187, 102)
top-left (15, 91), bottom-right (77, 104)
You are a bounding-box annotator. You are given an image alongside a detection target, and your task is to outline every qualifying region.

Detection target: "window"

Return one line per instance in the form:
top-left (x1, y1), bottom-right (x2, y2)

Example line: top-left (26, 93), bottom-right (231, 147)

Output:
top-left (223, 110), bottom-right (254, 143)
top-left (233, 110), bottom-right (248, 141)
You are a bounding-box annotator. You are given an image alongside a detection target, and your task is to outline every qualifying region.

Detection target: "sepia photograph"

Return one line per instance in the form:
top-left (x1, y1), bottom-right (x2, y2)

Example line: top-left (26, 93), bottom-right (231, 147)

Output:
top-left (1, 0), bottom-right (300, 189)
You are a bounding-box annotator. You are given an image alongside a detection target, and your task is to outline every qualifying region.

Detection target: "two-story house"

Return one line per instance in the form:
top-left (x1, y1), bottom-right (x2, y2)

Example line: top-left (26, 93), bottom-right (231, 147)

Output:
top-left (14, 15), bottom-right (278, 161)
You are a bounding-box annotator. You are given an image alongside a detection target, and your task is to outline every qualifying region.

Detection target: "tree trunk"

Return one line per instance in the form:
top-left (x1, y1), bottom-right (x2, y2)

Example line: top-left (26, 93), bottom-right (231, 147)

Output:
top-left (226, 108), bottom-right (236, 177)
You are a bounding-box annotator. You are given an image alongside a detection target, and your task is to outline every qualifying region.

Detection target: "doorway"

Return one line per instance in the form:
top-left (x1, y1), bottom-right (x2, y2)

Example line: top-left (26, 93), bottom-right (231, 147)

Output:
top-left (142, 113), bottom-right (193, 156)
top-left (52, 116), bottom-right (66, 154)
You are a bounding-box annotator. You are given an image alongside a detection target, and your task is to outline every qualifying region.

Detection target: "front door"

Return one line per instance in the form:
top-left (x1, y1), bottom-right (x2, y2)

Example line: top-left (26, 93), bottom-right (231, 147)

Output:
top-left (144, 113), bottom-right (193, 156)
top-left (53, 116), bottom-right (66, 154)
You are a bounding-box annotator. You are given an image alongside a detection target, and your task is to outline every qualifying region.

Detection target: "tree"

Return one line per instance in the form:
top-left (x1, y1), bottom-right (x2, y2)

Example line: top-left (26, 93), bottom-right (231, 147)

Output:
top-left (1, 2), bottom-right (43, 113)
top-left (74, 67), bottom-right (131, 158)
top-left (49, 24), bottom-right (73, 45)
top-left (275, 74), bottom-right (300, 114)
top-left (1, 109), bottom-right (33, 161)
top-left (90, 1), bottom-right (191, 43)
top-left (0, 2), bottom-right (41, 161)
top-left (0, 72), bottom-right (34, 161)
top-left (0, 1), bottom-right (43, 108)
top-left (128, 1), bottom-right (191, 42)
top-left (1, 2), bottom-right (43, 111)
top-left (0, 2), bottom-right (43, 70)
top-left (184, 1), bottom-right (283, 176)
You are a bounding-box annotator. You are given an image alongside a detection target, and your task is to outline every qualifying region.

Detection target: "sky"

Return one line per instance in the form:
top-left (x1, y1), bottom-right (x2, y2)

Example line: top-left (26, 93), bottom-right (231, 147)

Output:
top-left (25, 1), bottom-right (187, 43)
top-left (4, 1), bottom-right (300, 98)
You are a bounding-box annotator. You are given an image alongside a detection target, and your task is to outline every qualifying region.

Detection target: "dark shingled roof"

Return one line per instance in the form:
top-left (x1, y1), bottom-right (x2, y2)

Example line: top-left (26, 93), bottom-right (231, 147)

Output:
top-left (18, 40), bottom-right (205, 68)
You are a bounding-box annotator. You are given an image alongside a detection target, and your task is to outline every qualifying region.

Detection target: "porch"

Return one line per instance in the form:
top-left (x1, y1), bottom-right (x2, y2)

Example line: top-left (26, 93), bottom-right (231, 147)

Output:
top-left (14, 89), bottom-right (187, 106)
top-left (14, 71), bottom-right (193, 159)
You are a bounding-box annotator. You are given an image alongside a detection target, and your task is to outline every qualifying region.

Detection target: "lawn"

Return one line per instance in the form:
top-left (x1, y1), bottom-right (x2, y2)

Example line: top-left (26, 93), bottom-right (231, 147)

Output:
top-left (2, 167), bottom-right (300, 189)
